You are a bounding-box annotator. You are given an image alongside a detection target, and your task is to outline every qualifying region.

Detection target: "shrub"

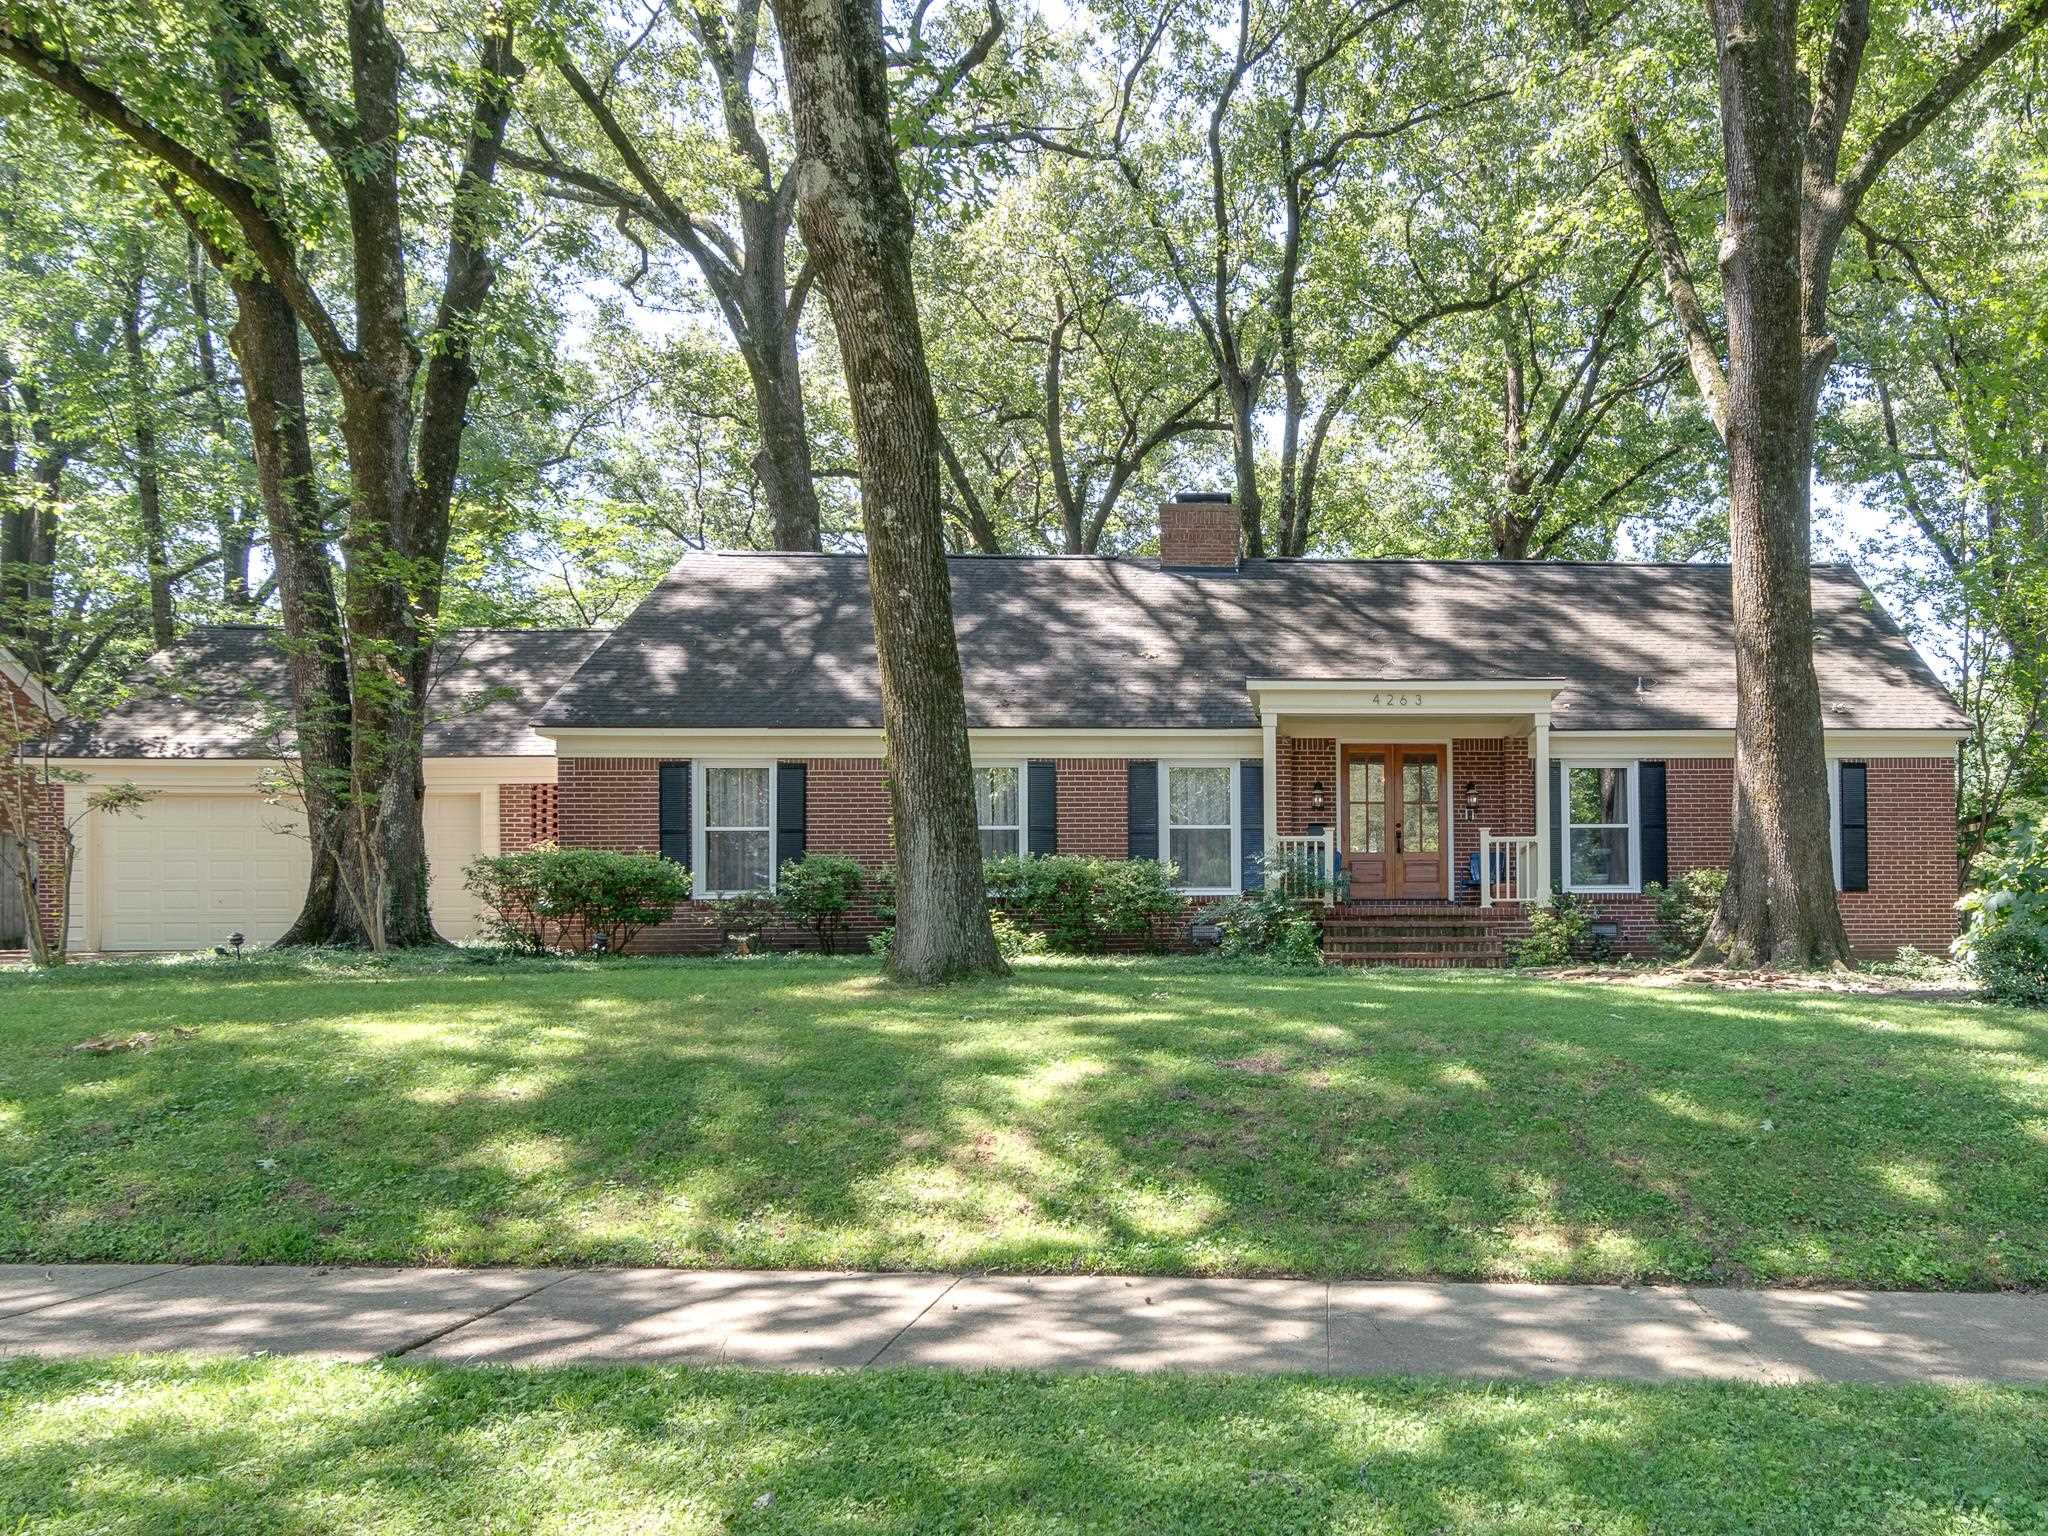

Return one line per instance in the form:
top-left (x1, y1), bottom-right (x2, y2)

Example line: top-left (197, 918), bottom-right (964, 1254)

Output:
top-left (1195, 864), bottom-right (1323, 966)
top-left (1971, 919), bottom-right (2048, 1006)
top-left (1507, 893), bottom-right (1597, 967)
top-left (1645, 868), bottom-right (1726, 959)
top-left (989, 910), bottom-right (1042, 960)
top-left (1863, 944), bottom-right (1956, 982)
top-left (1955, 812), bottom-right (2048, 1006)
top-left (982, 853), bottom-right (1183, 952)
top-left (464, 845), bottom-right (690, 955)
top-left (708, 889), bottom-right (781, 954)
top-left (776, 854), bottom-right (866, 954)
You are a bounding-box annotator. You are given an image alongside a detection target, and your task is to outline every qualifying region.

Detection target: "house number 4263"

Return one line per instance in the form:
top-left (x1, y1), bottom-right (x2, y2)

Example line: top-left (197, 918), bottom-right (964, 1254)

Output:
top-left (1371, 692), bottom-right (1425, 707)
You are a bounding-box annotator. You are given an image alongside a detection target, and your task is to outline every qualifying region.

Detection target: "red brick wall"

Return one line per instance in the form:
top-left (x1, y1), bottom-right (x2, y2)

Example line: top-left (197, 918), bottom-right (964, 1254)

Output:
top-left (557, 757), bottom-right (660, 856)
top-left (1504, 753), bottom-right (1956, 959)
top-left (1055, 758), bottom-right (1129, 857)
top-left (807, 758), bottom-right (893, 865)
top-left (28, 781), bottom-right (63, 949)
top-left (498, 783), bottom-right (559, 852)
top-left (1276, 736), bottom-right (1336, 837)
top-left (1157, 501), bottom-right (1240, 568)
top-left (1839, 757), bottom-right (1959, 955)
top-left (554, 745), bottom-right (1958, 961)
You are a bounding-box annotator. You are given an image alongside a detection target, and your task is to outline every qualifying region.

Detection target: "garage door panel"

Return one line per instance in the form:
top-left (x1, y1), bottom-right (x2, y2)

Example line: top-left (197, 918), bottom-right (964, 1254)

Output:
top-left (425, 793), bottom-right (484, 941)
top-left (96, 789), bottom-right (487, 951)
top-left (98, 794), bottom-right (310, 951)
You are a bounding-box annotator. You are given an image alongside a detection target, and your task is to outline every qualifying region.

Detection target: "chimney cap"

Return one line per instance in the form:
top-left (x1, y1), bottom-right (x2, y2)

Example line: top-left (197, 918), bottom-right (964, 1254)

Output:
top-left (1170, 489), bottom-right (1234, 504)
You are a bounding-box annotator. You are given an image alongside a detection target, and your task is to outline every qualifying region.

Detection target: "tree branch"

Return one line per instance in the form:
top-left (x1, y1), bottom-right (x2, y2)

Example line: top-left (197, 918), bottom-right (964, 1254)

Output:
top-left (1841, 0), bottom-right (2048, 207)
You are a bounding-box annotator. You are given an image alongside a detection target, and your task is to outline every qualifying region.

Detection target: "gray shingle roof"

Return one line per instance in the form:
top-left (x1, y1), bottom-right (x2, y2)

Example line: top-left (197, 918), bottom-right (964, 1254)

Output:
top-left (47, 626), bottom-right (606, 759)
top-left (535, 553), bottom-right (1966, 735)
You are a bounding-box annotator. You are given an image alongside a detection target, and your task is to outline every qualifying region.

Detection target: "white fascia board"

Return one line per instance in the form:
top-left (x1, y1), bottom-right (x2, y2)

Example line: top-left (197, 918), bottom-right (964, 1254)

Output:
top-left (42, 755), bottom-right (558, 788)
top-left (0, 647), bottom-right (67, 722)
top-left (1248, 678), bottom-right (1569, 719)
top-left (1553, 728), bottom-right (1968, 759)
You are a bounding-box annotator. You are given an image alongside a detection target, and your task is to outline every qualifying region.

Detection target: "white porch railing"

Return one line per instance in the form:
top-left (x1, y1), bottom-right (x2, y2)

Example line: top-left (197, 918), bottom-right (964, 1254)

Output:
top-left (1477, 828), bottom-right (1540, 907)
top-left (1272, 833), bottom-right (1332, 905)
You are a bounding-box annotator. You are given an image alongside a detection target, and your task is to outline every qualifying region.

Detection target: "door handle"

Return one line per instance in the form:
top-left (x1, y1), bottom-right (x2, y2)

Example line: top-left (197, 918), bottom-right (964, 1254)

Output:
top-left (1395, 829), bottom-right (1403, 853)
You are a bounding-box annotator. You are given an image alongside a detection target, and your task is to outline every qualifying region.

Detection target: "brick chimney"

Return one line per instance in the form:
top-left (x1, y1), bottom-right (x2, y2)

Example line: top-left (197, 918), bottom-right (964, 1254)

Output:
top-left (1158, 491), bottom-right (1241, 570)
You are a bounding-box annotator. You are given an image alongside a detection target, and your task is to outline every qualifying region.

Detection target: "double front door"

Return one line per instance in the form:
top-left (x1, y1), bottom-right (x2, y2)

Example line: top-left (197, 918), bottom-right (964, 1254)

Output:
top-left (1340, 744), bottom-right (1447, 899)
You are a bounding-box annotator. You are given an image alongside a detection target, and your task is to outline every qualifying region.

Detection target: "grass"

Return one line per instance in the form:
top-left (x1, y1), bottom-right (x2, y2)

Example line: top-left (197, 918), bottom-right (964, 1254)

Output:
top-left (2, 1355), bottom-right (2045, 1533)
top-left (2, 951), bottom-right (2044, 1287)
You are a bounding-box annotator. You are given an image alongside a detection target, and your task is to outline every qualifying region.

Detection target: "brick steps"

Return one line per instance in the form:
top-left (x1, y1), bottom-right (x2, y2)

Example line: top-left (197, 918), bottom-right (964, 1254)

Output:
top-left (1316, 902), bottom-right (1505, 969)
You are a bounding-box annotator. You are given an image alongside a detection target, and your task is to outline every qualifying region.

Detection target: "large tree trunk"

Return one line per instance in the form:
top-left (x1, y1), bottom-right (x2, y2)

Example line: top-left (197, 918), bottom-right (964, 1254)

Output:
top-left (186, 235), bottom-right (255, 608)
top-left (747, 318), bottom-right (824, 551)
top-left (120, 257), bottom-right (175, 650)
top-left (1690, 0), bottom-right (1852, 968)
top-left (771, 0), bottom-right (1002, 983)
top-left (224, 275), bottom-right (365, 948)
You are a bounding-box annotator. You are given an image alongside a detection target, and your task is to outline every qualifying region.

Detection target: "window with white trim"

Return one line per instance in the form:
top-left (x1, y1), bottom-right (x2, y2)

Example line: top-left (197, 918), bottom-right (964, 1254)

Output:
top-left (1163, 762), bottom-right (1237, 893)
top-left (699, 764), bottom-right (774, 895)
top-left (1563, 762), bottom-right (1637, 892)
top-left (974, 764), bottom-right (1022, 860)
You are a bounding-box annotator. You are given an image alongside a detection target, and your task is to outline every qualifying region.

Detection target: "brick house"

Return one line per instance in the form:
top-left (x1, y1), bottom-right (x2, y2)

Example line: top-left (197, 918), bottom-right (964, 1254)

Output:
top-left (1, 644), bottom-right (68, 950)
top-left (36, 495), bottom-right (1968, 960)
top-left (531, 495), bottom-right (1967, 960)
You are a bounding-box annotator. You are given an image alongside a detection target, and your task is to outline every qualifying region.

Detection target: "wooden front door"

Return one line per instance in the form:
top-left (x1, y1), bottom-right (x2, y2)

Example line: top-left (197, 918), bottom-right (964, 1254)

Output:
top-left (1341, 745), bottom-right (1447, 899)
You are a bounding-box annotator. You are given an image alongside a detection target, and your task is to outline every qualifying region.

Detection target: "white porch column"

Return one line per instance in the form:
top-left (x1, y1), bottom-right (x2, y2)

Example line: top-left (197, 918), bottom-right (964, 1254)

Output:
top-left (1262, 714), bottom-right (1279, 858)
top-left (1532, 714), bottom-right (1551, 897)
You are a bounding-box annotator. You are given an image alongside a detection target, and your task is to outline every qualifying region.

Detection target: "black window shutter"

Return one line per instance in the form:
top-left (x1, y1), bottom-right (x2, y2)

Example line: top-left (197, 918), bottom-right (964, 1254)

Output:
top-left (776, 761), bottom-right (807, 869)
top-left (1549, 760), bottom-right (1563, 894)
top-left (1639, 761), bottom-right (1669, 888)
top-left (1239, 758), bottom-right (1264, 889)
top-left (658, 761), bottom-right (692, 865)
top-left (1027, 761), bottom-right (1058, 856)
top-left (1838, 762), bottom-right (1868, 892)
top-left (1127, 760), bottom-right (1159, 861)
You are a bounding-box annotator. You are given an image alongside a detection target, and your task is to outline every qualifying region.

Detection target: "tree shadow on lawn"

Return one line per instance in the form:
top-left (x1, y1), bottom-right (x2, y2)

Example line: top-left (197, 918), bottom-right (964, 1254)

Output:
top-left (2, 1355), bottom-right (2044, 1536)
top-left (4, 959), bottom-right (2045, 1286)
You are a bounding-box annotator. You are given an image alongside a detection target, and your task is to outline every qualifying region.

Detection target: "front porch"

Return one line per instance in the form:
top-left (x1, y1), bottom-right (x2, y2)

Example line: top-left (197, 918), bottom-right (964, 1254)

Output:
top-left (1246, 679), bottom-right (1565, 948)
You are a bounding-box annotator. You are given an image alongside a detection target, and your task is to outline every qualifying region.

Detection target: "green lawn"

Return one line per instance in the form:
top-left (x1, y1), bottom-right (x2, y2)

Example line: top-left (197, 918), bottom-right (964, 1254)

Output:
top-left (3, 952), bottom-right (2044, 1287)
top-left (3, 1356), bottom-right (2044, 1534)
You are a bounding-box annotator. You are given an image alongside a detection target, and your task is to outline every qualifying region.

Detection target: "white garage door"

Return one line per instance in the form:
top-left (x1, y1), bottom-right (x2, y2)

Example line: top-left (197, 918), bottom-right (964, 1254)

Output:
top-left (425, 792), bottom-right (484, 941)
top-left (97, 790), bottom-right (487, 950)
top-left (99, 794), bottom-right (310, 951)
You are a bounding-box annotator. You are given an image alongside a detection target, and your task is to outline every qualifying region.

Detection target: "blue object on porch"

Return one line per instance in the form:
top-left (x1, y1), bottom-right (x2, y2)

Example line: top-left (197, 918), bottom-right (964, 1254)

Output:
top-left (1464, 847), bottom-right (1509, 895)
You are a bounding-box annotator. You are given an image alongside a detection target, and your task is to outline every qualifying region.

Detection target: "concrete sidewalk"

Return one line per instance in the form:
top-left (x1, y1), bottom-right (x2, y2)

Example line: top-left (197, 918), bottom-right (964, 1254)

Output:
top-left (2, 1263), bottom-right (2043, 1385)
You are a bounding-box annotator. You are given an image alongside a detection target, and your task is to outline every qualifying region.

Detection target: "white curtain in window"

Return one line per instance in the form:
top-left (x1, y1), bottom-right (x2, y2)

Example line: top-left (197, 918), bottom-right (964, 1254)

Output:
top-left (1168, 765), bottom-right (1232, 889)
top-left (704, 766), bottom-right (772, 892)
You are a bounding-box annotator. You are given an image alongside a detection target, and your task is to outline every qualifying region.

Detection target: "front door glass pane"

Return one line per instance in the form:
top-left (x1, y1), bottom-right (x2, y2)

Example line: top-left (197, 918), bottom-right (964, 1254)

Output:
top-left (1348, 757), bottom-right (1385, 853)
top-left (1401, 756), bottom-right (1441, 853)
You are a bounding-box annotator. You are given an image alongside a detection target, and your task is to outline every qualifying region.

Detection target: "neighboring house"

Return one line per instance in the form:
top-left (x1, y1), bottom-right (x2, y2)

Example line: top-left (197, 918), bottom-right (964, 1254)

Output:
top-left (1, 643), bottom-right (68, 950)
top-left (34, 627), bottom-right (601, 952)
top-left (30, 495), bottom-right (1968, 961)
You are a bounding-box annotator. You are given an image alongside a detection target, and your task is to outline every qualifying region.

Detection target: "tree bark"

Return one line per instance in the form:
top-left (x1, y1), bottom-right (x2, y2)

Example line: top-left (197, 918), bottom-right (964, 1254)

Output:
top-left (770, 0), bottom-right (1003, 982)
top-left (1587, 0), bottom-right (2048, 965)
top-left (1695, 0), bottom-right (1851, 966)
top-left (119, 254), bottom-right (175, 650)
top-left (185, 233), bottom-right (256, 608)
top-left (224, 273), bottom-right (363, 948)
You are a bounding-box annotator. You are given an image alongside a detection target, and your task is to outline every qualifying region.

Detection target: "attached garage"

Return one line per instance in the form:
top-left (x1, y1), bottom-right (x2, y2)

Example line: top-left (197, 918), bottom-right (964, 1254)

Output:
top-left (87, 791), bottom-right (486, 951)
top-left (98, 793), bottom-right (309, 950)
top-left (39, 625), bottom-right (602, 954)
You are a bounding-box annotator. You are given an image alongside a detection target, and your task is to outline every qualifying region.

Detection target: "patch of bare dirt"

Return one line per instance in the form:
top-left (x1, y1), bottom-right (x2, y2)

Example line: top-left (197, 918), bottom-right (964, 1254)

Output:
top-left (1530, 965), bottom-right (1978, 1001)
